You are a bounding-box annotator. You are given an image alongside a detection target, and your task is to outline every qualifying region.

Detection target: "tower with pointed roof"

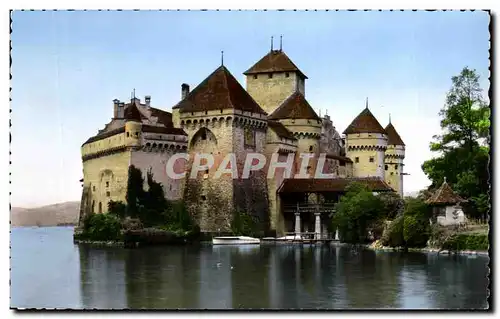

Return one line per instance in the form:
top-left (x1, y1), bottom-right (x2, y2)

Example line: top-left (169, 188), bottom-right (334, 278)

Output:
top-left (244, 48), bottom-right (307, 115)
top-left (343, 100), bottom-right (388, 180)
top-left (384, 119), bottom-right (405, 195)
top-left (173, 65), bottom-right (270, 233)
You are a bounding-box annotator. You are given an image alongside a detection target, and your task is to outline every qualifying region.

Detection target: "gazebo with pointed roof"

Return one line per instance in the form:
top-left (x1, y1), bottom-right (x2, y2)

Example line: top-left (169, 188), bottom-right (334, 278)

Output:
top-left (426, 179), bottom-right (465, 206)
top-left (426, 179), bottom-right (467, 226)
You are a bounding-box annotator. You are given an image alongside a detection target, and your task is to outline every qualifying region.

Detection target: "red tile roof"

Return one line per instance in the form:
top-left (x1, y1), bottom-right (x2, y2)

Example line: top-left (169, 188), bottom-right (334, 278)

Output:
top-left (426, 181), bottom-right (465, 205)
top-left (174, 66), bottom-right (267, 115)
top-left (343, 107), bottom-right (386, 135)
top-left (267, 120), bottom-right (297, 140)
top-left (244, 50), bottom-right (307, 79)
top-left (278, 177), bottom-right (393, 193)
top-left (385, 122), bottom-right (405, 146)
top-left (268, 91), bottom-right (320, 120)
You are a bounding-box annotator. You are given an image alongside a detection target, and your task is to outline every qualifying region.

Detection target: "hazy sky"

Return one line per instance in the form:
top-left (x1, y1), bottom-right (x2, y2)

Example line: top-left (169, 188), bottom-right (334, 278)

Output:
top-left (11, 10), bottom-right (490, 207)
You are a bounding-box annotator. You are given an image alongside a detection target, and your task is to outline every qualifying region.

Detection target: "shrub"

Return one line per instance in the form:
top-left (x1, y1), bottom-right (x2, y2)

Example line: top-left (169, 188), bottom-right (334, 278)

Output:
top-left (81, 213), bottom-right (122, 241)
top-left (442, 234), bottom-right (489, 251)
top-left (108, 201), bottom-right (127, 219)
top-left (381, 214), bottom-right (405, 247)
top-left (403, 214), bottom-right (430, 248)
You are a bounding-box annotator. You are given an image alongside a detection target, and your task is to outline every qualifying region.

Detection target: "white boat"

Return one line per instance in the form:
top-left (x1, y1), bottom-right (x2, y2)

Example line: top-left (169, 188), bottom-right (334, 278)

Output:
top-left (212, 236), bottom-right (260, 245)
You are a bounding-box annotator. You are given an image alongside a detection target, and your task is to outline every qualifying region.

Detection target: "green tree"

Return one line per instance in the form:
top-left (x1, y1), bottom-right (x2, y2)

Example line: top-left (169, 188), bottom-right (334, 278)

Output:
top-left (126, 165), bottom-right (145, 218)
top-left (421, 67), bottom-right (490, 220)
top-left (332, 183), bottom-right (385, 244)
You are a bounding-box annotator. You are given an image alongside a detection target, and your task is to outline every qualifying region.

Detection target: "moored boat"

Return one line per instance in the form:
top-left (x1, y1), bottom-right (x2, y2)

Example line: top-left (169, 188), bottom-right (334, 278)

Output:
top-left (212, 236), bottom-right (260, 245)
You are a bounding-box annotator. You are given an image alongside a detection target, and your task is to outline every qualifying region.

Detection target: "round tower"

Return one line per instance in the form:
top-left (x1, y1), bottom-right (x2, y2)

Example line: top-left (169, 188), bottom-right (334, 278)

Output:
top-left (343, 103), bottom-right (388, 179)
top-left (268, 91), bottom-right (322, 176)
top-left (124, 100), bottom-right (143, 148)
top-left (384, 120), bottom-right (405, 195)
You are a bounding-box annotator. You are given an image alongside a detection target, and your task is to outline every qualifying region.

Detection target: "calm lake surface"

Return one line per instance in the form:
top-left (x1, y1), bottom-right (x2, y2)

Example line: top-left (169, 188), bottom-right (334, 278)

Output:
top-left (10, 226), bottom-right (489, 310)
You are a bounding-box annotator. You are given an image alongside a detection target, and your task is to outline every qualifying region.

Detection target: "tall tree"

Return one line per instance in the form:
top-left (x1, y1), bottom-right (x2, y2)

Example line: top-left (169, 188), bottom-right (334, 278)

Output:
top-left (126, 165), bottom-right (145, 218)
top-left (422, 67), bottom-right (490, 220)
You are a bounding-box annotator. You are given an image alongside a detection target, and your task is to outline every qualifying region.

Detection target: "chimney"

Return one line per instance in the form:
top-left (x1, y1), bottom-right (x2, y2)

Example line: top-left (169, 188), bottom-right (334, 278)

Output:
top-left (118, 102), bottom-right (125, 118)
top-left (181, 83), bottom-right (190, 100)
top-left (145, 95), bottom-right (151, 107)
top-left (113, 99), bottom-right (120, 118)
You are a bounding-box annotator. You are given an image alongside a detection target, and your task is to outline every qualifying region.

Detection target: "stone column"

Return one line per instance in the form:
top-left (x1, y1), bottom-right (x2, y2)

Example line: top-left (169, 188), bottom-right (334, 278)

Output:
top-left (314, 212), bottom-right (321, 239)
top-left (294, 213), bottom-right (301, 238)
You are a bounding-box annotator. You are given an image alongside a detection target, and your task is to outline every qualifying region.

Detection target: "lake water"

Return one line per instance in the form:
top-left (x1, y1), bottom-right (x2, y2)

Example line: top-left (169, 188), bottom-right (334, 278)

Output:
top-left (10, 227), bottom-right (489, 310)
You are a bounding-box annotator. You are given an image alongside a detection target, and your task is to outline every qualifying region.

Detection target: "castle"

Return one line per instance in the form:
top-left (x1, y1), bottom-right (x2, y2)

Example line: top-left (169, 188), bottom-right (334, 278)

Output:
top-left (79, 45), bottom-right (406, 237)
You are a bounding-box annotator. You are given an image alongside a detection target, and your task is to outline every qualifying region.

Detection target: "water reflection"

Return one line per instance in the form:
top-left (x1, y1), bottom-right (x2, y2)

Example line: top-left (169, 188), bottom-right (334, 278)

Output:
top-left (74, 243), bottom-right (489, 309)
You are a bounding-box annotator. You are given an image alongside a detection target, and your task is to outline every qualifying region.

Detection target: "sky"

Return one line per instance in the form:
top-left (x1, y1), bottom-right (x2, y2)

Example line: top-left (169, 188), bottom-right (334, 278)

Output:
top-left (11, 10), bottom-right (490, 208)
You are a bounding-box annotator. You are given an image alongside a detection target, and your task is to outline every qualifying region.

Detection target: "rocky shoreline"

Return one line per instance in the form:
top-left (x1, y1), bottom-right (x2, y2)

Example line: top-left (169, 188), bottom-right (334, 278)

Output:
top-left (366, 241), bottom-right (488, 256)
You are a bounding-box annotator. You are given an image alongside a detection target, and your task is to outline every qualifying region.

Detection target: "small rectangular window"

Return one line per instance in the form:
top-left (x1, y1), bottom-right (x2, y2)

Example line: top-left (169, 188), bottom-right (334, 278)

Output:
top-left (253, 75), bottom-right (257, 79)
top-left (285, 72), bottom-right (290, 78)
top-left (93, 186), bottom-right (96, 192)
top-left (391, 172), bottom-right (394, 176)
top-left (395, 164), bottom-right (398, 170)
top-left (385, 165), bottom-right (388, 170)
top-left (106, 181), bottom-right (109, 187)
top-left (355, 157), bottom-right (359, 163)
top-left (106, 191), bottom-right (110, 197)
top-left (309, 145), bottom-right (313, 152)
top-left (201, 195), bottom-right (207, 201)
top-left (268, 73), bottom-right (273, 79)
top-left (369, 157), bottom-right (374, 163)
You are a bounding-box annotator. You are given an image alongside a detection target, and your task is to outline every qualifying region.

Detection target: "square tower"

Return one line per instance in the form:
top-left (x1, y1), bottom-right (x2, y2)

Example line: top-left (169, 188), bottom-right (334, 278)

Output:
top-left (244, 49), bottom-right (307, 115)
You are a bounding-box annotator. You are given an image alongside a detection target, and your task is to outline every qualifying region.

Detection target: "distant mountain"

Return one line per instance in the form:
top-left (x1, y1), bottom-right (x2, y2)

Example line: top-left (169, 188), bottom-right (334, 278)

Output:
top-left (11, 201), bottom-right (80, 227)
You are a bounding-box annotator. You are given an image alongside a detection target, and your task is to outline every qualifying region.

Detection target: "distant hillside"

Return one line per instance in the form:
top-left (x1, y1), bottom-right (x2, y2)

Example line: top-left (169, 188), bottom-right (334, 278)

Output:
top-left (11, 201), bottom-right (80, 227)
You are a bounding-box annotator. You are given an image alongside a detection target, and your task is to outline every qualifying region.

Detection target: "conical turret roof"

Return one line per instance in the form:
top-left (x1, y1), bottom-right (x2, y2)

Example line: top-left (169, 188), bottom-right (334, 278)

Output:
top-left (343, 107), bottom-right (386, 135)
top-left (174, 66), bottom-right (266, 114)
top-left (385, 122), bottom-right (405, 146)
top-left (244, 50), bottom-right (307, 79)
top-left (268, 91), bottom-right (320, 120)
top-left (124, 100), bottom-right (143, 122)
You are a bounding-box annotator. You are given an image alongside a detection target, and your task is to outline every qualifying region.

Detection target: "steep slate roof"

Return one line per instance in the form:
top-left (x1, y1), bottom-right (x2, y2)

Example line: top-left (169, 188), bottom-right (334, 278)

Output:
top-left (150, 107), bottom-right (173, 127)
top-left (124, 100), bottom-right (144, 122)
top-left (426, 181), bottom-right (465, 205)
top-left (244, 50), bottom-right (307, 79)
top-left (174, 66), bottom-right (267, 115)
top-left (343, 107), bottom-right (386, 135)
top-left (268, 91), bottom-right (320, 120)
top-left (267, 120), bottom-right (297, 140)
top-left (279, 177), bottom-right (393, 193)
top-left (142, 125), bottom-right (187, 136)
top-left (326, 153), bottom-right (353, 163)
top-left (385, 122), bottom-right (405, 146)
top-left (82, 127), bottom-right (126, 146)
